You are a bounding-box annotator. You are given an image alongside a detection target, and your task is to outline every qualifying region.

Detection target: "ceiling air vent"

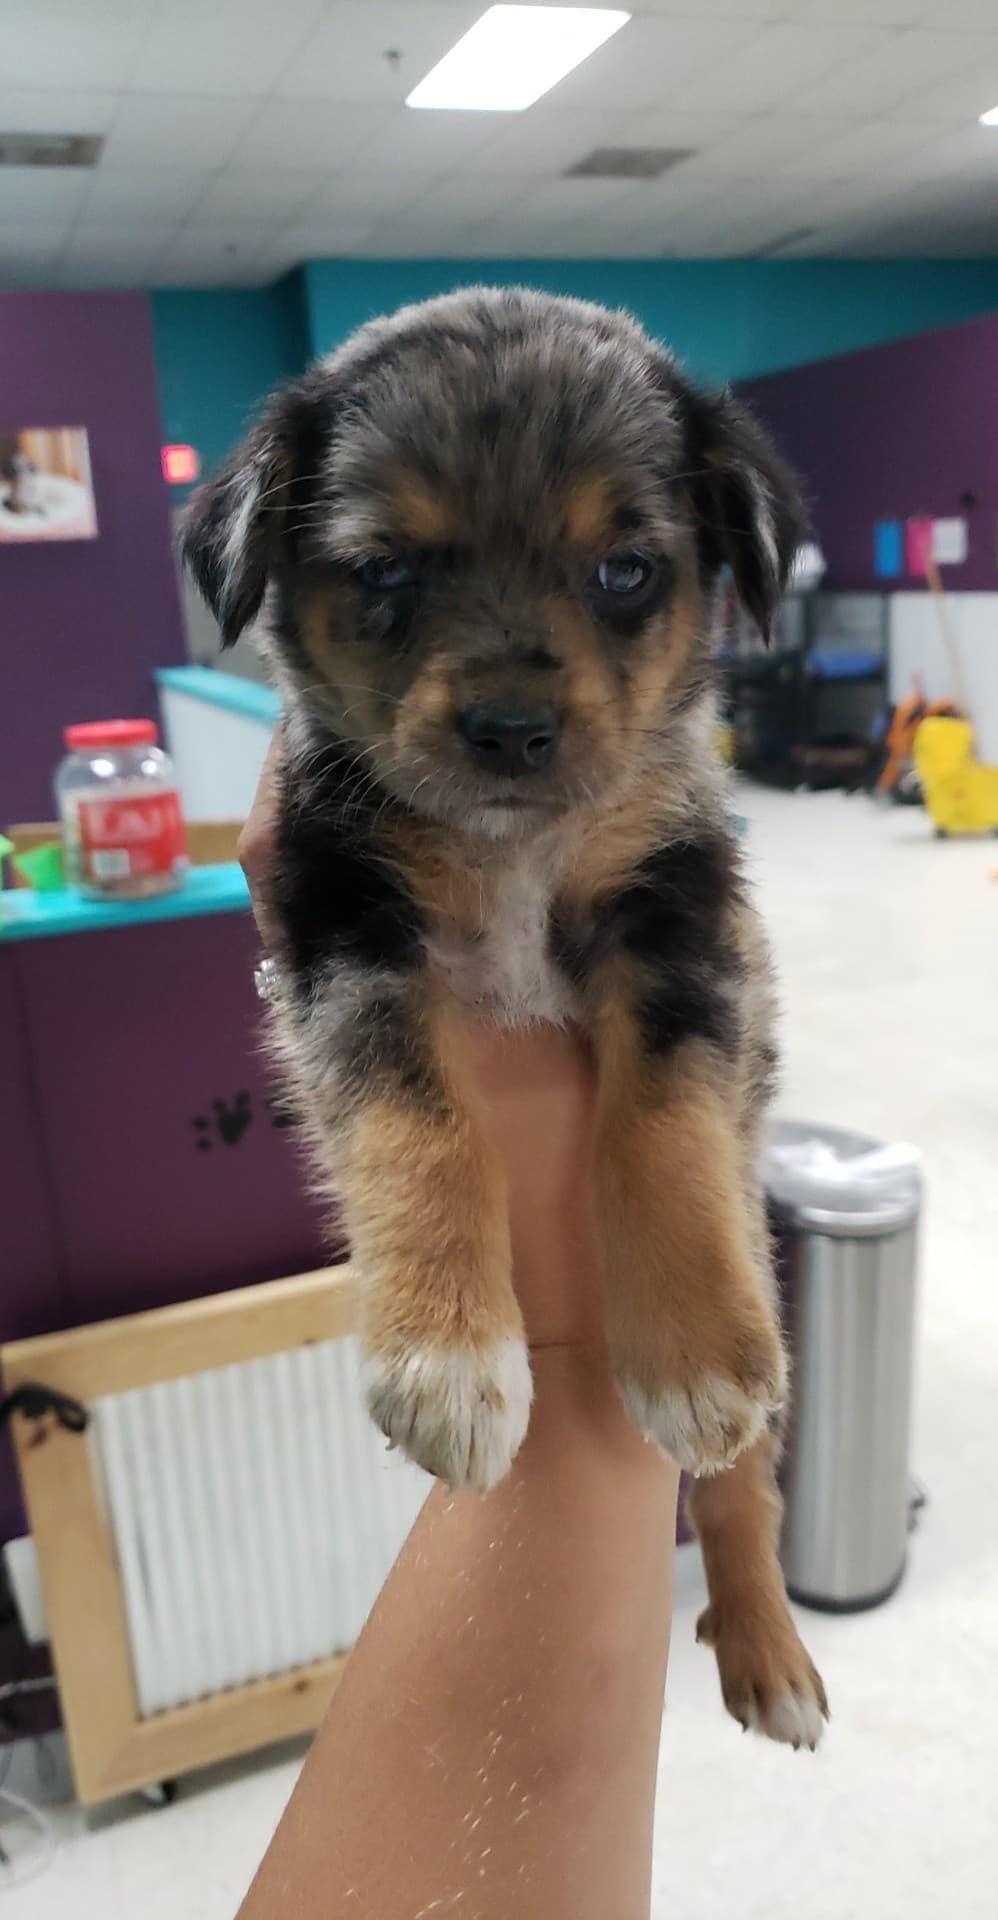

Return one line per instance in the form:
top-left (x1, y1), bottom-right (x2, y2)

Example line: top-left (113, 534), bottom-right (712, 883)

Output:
top-left (0, 131), bottom-right (104, 168)
top-left (566, 146), bottom-right (695, 181)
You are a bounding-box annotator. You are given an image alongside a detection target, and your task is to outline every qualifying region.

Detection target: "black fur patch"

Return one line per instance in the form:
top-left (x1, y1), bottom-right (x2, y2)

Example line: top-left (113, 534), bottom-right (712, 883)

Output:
top-left (551, 831), bottom-right (743, 1059)
top-left (638, 967), bottom-right (738, 1058)
top-left (671, 374), bottom-right (807, 640)
top-left (271, 736), bottom-right (423, 983)
top-left (619, 837), bottom-right (744, 1056)
top-left (337, 993), bottom-right (438, 1100)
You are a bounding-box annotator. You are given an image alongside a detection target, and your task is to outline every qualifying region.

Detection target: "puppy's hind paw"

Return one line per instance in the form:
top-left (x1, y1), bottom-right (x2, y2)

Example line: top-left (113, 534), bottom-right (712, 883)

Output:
top-left (363, 1337), bottom-right (533, 1494)
top-left (697, 1603), bottom-right (829, 1751)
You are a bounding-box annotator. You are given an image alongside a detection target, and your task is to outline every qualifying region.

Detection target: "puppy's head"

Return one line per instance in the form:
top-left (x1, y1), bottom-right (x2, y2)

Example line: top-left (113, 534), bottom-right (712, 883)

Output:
top-left (183, 287), bottom-right (804, 837)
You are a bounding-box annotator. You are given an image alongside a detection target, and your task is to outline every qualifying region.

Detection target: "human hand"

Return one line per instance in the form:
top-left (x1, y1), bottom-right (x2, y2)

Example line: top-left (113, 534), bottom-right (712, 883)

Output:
top-left (236, 737), bottom-right (676, 1920)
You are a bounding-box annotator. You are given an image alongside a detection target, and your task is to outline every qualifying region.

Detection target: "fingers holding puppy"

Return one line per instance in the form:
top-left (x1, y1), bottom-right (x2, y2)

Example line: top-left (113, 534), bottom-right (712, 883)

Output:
top-left (238, 725), bottom-right (287, 952)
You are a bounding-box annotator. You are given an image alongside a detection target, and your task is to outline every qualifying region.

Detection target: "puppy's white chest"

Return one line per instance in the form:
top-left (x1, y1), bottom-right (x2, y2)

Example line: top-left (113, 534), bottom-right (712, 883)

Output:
top-left (426, 864), bottom-right (575, 1029)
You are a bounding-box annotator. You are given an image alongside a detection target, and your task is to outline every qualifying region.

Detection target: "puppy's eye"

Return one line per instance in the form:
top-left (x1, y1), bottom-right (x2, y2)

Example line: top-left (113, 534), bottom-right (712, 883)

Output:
top-left (355, 554), bottom-right (415, 592)
top-left (594, 552), bottom-right (653, 596)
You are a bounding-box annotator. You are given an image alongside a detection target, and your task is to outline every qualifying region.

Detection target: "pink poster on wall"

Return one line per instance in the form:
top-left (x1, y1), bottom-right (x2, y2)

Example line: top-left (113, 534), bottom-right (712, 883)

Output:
top-left (905, 515), bottom-right (934, 578)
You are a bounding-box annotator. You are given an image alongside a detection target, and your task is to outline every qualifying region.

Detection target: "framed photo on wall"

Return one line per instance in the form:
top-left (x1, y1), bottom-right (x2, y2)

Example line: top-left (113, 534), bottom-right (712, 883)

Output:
top-left (0, 427), bottom-right (98, 542)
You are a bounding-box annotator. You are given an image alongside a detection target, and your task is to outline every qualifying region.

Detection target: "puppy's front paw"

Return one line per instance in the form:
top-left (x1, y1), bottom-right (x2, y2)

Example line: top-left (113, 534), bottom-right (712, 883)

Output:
top-left (615, 1312), bottom-right (786, 1475)
top-left (363, 1338), bottom-right (533, 1494)
top-left (697, 1603), bottom-right (829, 1750)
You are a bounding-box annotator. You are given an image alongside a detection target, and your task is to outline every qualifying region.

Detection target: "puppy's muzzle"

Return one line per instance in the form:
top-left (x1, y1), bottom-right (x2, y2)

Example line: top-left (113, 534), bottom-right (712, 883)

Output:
top-left (458, 702), bottom-right (561, 779)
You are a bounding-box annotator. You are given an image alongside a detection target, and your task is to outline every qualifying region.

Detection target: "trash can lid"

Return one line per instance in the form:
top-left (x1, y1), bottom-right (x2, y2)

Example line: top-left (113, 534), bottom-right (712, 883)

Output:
top-left (761, 1120), bottom-right (921, 1238)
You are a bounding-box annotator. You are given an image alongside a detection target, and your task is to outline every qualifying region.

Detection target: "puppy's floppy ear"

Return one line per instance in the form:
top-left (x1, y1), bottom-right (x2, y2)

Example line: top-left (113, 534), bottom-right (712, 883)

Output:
top-left (180, 419), bottom-right (290, 647)
top-left (674, 378), bottom-right (807, 640)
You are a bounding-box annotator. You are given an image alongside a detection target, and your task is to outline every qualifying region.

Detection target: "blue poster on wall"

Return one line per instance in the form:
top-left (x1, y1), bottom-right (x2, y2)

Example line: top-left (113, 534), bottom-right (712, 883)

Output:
top-left (873, 519), bottom-right (903, 579)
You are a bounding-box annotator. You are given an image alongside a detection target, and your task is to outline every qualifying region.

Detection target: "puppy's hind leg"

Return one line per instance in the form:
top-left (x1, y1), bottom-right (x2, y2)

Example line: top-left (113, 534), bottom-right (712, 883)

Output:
top-left (687, 1432), bottom-right (829, 1750)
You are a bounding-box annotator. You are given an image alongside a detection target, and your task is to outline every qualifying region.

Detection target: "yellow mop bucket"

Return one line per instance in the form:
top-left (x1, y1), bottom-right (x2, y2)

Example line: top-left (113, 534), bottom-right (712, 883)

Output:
top-left (914, 716), bottom-right (998, 837)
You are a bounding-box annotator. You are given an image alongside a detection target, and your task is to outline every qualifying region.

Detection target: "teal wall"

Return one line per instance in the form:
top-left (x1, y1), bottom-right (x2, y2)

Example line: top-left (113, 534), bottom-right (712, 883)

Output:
top-left (303, 257), bottom-right (998, 385)
top-left (150, 273), bottom-right (308, 502)
top-left (150, 258), bottom-right (998, 479)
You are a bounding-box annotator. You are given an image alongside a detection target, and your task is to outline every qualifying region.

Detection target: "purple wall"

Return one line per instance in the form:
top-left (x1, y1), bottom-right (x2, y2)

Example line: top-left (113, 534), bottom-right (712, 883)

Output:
top-left (740, 311), bottom-right (998, 593)
top-left (0, 910), bottom-right (333, 1548)
top-left (1, 292), bottom-right (186, 825)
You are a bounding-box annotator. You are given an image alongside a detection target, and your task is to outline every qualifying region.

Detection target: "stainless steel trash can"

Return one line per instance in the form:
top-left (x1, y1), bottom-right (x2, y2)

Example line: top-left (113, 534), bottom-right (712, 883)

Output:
top-left (762, 1120), bottom-right (922, 1612)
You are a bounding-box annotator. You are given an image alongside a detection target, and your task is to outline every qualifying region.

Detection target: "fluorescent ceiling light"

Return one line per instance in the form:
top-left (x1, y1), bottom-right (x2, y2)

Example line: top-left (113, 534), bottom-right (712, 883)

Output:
top-left (406, 5), bottom-right (630, 113)
top-left (979, 104), bottom-right (998, 125)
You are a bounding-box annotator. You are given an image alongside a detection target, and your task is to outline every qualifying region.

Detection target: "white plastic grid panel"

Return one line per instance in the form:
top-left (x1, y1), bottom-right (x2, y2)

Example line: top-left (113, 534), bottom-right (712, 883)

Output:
top-left (92, 1336), bottom-right (428, 1717)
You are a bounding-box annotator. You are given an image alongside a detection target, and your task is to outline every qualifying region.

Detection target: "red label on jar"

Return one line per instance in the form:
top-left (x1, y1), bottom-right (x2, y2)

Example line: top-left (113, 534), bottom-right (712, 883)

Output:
top-left (76, 790), bottom-right (188, 883)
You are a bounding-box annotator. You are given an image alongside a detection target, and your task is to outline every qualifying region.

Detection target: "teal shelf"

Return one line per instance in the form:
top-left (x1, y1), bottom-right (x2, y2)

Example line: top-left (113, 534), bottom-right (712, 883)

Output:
top-left (155, 666), bottom-right (281, 727)
top-left (0, 863), bottom-right (250, 942)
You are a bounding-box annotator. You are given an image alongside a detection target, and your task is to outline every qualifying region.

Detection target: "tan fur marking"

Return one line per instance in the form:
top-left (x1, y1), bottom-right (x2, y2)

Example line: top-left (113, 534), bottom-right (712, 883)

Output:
top-left (389, 468), bottom-right (459, 544)
top-left (341, 1003), bottom-right (518, 1361)
top-left (630, 578), bottom-right (702, 729)
top-left (689, 1435), bottom-right (829, 1744)
top-left (562, 473), bottom-right (615, 547)
top-left (560, 774), bottom-right (673, 907)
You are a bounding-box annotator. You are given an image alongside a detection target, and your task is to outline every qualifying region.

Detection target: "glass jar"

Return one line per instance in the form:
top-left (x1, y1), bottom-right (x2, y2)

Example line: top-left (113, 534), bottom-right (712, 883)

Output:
top-left (56, 720), bottom-right (189, 901)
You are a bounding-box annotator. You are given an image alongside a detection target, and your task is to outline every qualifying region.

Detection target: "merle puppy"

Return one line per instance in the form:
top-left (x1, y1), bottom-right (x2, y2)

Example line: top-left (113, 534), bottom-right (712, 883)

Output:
top-left (184, 287), bottom-right (828, 1748)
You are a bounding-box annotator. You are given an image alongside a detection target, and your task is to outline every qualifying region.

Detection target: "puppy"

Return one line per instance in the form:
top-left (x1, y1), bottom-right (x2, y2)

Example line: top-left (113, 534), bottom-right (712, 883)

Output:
top-left (184, 287), bottom-right (828, 1748)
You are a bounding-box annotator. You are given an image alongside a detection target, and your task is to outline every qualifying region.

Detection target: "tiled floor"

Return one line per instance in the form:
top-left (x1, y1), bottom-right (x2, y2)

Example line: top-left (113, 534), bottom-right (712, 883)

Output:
top-left (8, 782), bottom-right (998, 1916)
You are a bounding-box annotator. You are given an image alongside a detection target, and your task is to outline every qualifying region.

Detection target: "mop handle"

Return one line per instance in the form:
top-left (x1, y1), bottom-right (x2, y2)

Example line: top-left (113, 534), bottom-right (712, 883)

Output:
top-left (924, 556), bottom-right (971, 721)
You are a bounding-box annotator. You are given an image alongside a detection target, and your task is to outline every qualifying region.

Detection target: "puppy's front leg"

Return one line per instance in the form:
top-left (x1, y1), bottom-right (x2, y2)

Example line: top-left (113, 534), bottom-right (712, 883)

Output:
top-left (289, 976), bottom-right (530, 1493)
top-left (592, 1008), bottom-right (785, 1476)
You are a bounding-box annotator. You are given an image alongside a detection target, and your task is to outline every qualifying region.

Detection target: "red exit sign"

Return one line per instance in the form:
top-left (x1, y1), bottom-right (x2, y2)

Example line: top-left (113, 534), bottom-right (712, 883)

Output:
top-left (162, 444), bottom-right (200, 484)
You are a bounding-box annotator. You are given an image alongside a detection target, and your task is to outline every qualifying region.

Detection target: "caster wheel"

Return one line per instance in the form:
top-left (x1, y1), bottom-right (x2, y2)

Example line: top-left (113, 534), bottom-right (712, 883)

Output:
top-left (141, 1779), bottom-right (179, 1807)
top-left (933, 826), bottom-right (949, 839)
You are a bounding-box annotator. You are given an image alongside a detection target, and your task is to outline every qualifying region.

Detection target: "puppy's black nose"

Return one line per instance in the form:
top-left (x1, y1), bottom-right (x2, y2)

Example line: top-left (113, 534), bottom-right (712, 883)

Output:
top-left (459, 703), bottom-right (561, 777)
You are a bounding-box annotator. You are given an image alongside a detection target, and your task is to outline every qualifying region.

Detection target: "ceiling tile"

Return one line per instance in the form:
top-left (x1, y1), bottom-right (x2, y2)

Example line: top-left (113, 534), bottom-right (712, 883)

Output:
top-left (901, 123), bottom-right (998, 178)
top-left (685, 25), bottom-right (897, 115)
top-left (0, 221), bottom-right (69, 260)
top-left (228, 100), bottom-right (394, 171)
top-left (688, 114), bottom-right (848, 175)
top-left (896, 60), bottom-right (998, 122)
top-left (80, 166), bottom-right (210, 221)
top-left (255, 218), bottom-right (380, 270)
top-left (307, 168), bottom-right (444, 220)
top-left (777, 0), bottom-right (937, 20)
top-left (800, 116), bottom-right (942, 175)
top-left (792, 30), bottom-right (988, 116)
top-left (493, 175), bottom-right (644, 226)
top-left (464, 108), bottom-right (635, 177)
top-left (276, 3), bottom-right (482, 105)
top-left (610, 106), bottom-right (743, 158)
top-left (188, 170), bottom-right (322, 223)
top-left (130, 1), bottom-right (327, 98)
top-left (536, 15), bottom-right (763, 113)
top-left (357, 207), bottom-right (481, 256)
top-left (0, 167), bottom-right (89, 219)
top-left (0, 88), bottom-right (117, 135)
top-left (63, 223), bottom-right (165, 261)
top-left (920, 1), bottom-right (998, 28)
top-left (392, 171), bottom-right (536, 225)
top-left (100, 93), bottom-right (260, 169)
top-left (632, 0), bottom-right (791, 17)
top-left (161, 222), bottom-right (278, 256)
top-left (351, 106), bottom-right (510, 173)
top-left (0, 1), bottom-right (155, 90)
